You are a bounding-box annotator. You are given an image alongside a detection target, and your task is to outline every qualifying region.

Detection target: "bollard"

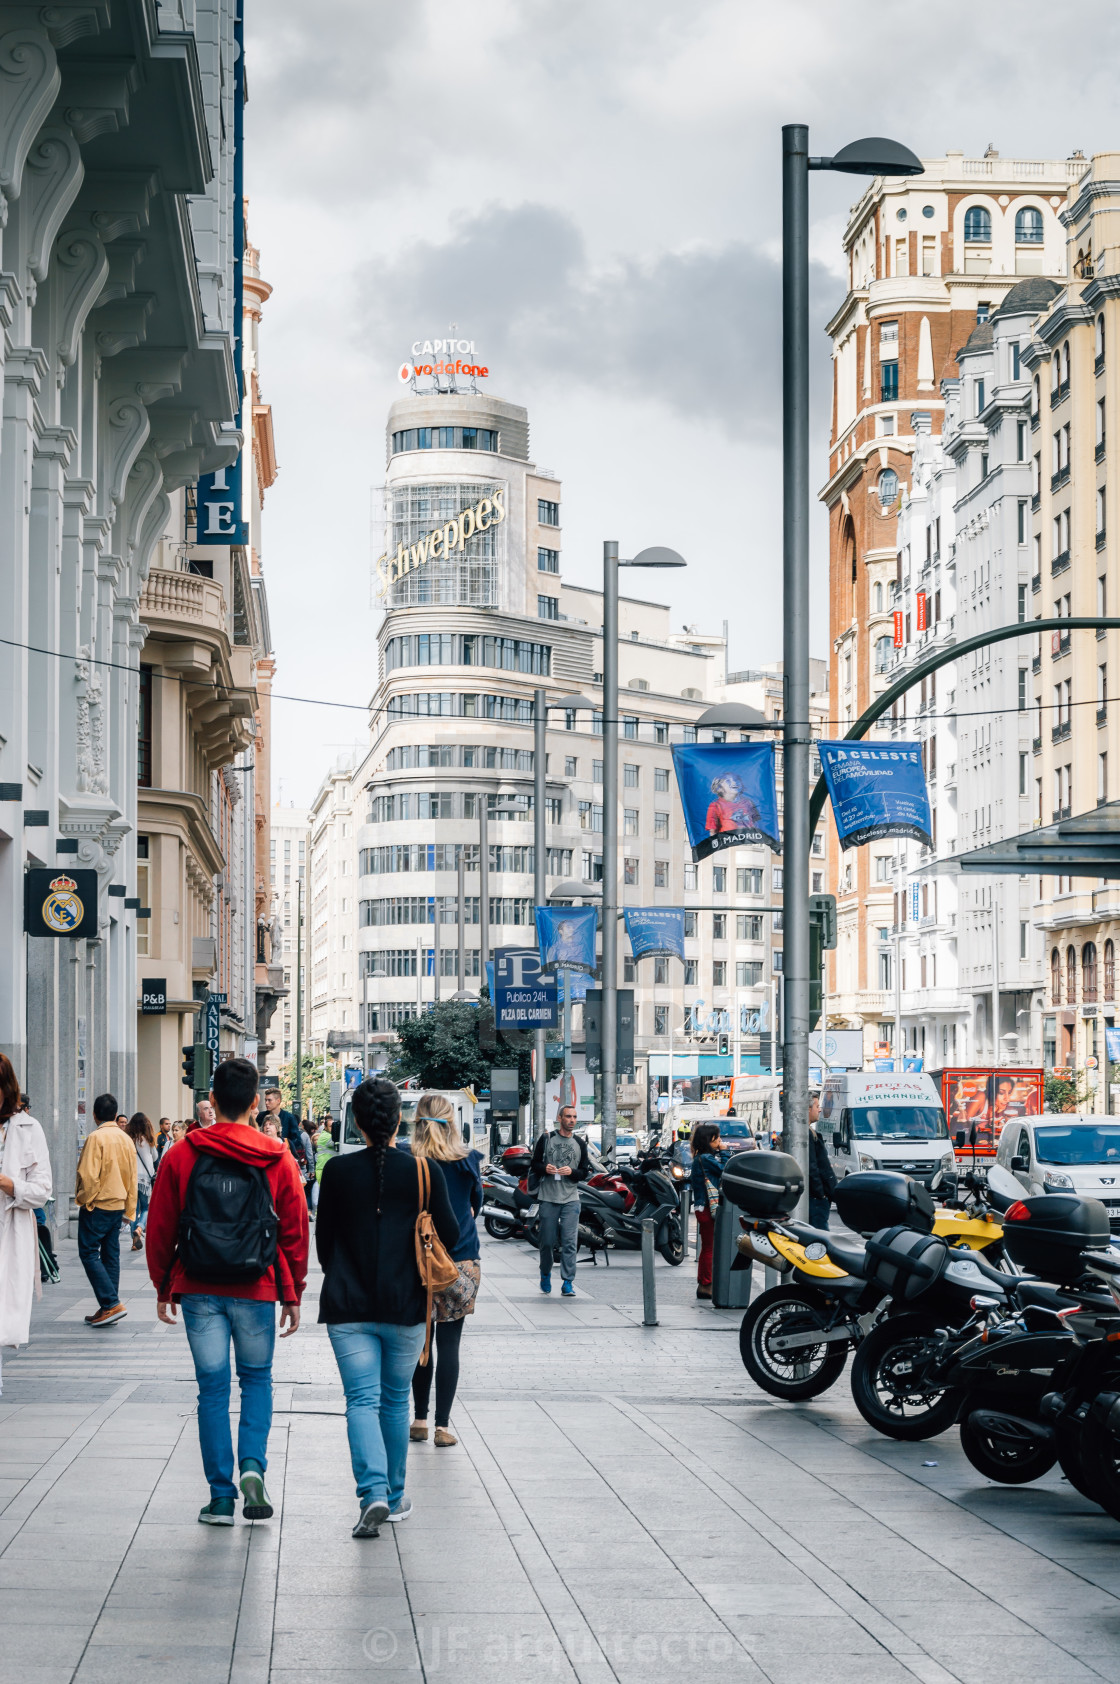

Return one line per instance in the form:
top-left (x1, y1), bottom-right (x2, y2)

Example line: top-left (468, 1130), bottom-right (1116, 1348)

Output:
top-left (641, 1218), bottom-right (658, 1326)
top-left (679, 1186), bottom-right (692, 1258)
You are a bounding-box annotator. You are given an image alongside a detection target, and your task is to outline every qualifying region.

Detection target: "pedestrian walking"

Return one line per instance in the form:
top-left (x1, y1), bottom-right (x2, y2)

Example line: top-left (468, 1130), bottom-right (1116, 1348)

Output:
top-left (262, 1086), bottom-right (309, 1176)
top-left (409, 1094), bottom-right (482, 1449)
top-left (689, 1121), bottom-right (729, 1301)
top-left (170, 1120), bottom-right (188, 1145)
top-left (0, 1054), bottom-right (52, 1395)
top-left (316, 1078), bottom-right (459, 1538)
top-left (529, 1103), bottom-right (590, 1297)
top-left (145, 1056), bottom-right (308, 1527)
top-left (808, 1090), bottom-right (837, 1230)
top-left (125, 1114), bottom-right (157, 1250)
top-left (299, 1121), bottom-right (316, 1211)
top-left (75, 1092), bottom-right (137, 1326)
top-left (155, 1117), bottom-right (172, 1160)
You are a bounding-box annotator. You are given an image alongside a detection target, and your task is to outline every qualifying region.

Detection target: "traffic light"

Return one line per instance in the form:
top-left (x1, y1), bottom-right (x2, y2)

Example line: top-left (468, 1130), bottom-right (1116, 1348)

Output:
top-left (181, 1045), bottom-right (195, 1089)
top-left (717, 1032), bottom-right (730, 1056)
top-left (808, 894), bottom-right (837, 1032)
top-left (193, 1044), bottom-right (212, 1096)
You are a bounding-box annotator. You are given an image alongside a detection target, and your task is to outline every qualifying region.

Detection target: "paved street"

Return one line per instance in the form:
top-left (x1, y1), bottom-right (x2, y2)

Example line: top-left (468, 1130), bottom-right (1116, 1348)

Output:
top-left (3, 1224), bottom-right (1120, 1684)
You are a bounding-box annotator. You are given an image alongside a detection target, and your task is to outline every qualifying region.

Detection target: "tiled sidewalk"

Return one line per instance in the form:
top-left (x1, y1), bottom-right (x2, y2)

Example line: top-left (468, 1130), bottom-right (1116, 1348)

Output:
top-left (2, 1227), bottom-right (1120, 1683)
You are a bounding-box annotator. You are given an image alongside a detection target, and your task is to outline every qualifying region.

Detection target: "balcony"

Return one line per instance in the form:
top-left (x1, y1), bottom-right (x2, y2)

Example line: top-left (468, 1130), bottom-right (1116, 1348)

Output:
top-left (1097, 440), bottom-right (1106, 463)
top-left (1031, 491), bottom-right (1042, 512)
top-left (1031, 411), bottom-right (1040, 432)
top-left (1097, 353), bottom-right (1106, 376)
top-left (1033, 736), bottom-right (1042, 753)
top-left (1098, 528), bottom-right (1107, 551)
top-left (1032, 572), bottom-right (1042, 593)
top-left (1032, 651), bottom-right (1042, 673)
top-left (1099, 705), bottom-right (1109, 726)
top-left (140, 566), bottom-right (226, 639)
top-left (1052, 379), bottom-right (1071, 409)
top-left (1052, 551), bottom-right (1071, 576)
top-left (1052, 720), bottom-right (1072, 743)
top-left (1051, 467), bottom-right (1070, 493)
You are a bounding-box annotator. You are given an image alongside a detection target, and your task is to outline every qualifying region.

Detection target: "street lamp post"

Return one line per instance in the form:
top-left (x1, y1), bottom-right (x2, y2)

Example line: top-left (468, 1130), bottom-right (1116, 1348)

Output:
top-left (548, 878), bottom-right (602, 1114)
top-left (601, 545), bottom-right (686, 1159)
top-left (534, 685), bottom-right (547, 1138)
top-left (781, 125), bottom-right (922, 1199)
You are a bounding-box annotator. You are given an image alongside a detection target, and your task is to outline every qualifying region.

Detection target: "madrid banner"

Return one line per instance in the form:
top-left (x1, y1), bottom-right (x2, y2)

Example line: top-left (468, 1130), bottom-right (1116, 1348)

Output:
top-left (671, 742), bottom-right (780, 860)
top-left (534, 904), bottom-right (598, 974)
top-left (817, 741), bottom-right (933, 851)
top-left (623, 907), bottom-right (685, 962)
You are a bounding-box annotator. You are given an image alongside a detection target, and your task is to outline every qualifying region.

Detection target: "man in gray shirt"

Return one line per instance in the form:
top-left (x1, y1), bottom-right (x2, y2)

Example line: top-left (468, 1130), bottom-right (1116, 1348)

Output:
top-left (529, 1104), bottom-right (591, 1297)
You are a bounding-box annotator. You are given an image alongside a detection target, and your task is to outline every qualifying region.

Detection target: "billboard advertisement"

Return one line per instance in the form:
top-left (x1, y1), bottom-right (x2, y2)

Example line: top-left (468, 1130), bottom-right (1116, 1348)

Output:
top-left (535, 904), bottom-right (598, 974)
top-left (671, 742), bottom-right (780, 860)
top-left (817, 741), bottom-right (933, 851)
top-left (935, 1067), bottom-right (1044, 1161)
top-left (623, 907), bottom-right (685, 962)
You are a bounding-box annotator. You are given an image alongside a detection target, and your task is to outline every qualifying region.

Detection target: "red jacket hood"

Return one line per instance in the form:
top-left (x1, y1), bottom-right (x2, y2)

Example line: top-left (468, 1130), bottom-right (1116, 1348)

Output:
top-left (184, 1120), bottom-right (287, 1169)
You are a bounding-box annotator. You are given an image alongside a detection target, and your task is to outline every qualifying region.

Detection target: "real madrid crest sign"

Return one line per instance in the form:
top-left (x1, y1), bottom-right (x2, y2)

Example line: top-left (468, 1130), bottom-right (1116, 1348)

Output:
top-left (24, 869), bottom-right (98, 939)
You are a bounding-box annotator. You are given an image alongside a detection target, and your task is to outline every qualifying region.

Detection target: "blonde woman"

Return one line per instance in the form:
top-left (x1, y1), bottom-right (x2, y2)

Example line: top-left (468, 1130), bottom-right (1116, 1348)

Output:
top-left (409, 1095), bottom-right (482, 1447)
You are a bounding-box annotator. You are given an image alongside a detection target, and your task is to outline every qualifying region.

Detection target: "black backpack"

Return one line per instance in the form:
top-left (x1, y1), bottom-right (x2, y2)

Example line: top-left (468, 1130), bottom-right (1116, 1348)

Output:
top-left (177, 1153), bottom-right (279, 1284)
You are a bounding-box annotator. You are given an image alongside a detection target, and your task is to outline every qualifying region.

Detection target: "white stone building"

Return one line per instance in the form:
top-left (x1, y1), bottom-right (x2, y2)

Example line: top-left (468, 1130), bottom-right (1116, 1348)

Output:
top-left (267, 805), bottom-right (309, 1074)
top-left (0, 3), bottom-right (244, 1203)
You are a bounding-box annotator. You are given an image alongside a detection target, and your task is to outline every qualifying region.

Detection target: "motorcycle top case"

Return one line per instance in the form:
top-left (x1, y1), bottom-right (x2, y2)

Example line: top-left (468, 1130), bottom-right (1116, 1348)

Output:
top-left (833, 1171), bottom-right (935, 1238)
top-left (1000, 1193), bottom-right (1111, 1284)
top-left (720, 1150), bottom-right (804, 1217)
top-left (864, 1224), bottom-right (948, 1302)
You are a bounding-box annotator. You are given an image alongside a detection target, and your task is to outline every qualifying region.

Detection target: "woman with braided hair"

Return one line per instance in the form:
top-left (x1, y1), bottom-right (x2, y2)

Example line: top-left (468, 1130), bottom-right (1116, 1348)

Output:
top-left (316, 1078), bottom-right (459, 1538)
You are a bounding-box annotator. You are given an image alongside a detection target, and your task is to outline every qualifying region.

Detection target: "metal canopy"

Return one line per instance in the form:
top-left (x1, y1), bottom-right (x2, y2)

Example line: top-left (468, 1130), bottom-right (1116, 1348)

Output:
top-left (945, 802), bottom-right (1120, 879)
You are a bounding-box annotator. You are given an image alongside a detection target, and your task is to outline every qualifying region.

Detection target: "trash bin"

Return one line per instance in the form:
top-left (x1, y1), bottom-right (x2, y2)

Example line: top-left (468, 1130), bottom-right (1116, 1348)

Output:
top-left (712, 1196), bottom-right (753, 1308)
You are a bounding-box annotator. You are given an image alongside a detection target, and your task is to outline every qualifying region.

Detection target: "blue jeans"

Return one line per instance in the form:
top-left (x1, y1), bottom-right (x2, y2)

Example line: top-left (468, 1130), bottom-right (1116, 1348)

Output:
top-left (808, 1197), bottom-right (832, 1230)
top-left (77, 1205), bottom-right (122, 1308)
top-left (327, 1322), bottom-right (427, 1511)
top-left (181, 1296), bottom-right (277, 1502)
top-left (129, 1185), bottom-right (150, 1240)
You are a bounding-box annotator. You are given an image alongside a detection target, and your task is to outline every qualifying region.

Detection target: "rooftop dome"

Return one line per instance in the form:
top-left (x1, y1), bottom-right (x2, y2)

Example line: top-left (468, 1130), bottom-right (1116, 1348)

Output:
top-left (989, 277), bottom-right (1062, 322)
top-left (958, 320), bottom-right (993, 360)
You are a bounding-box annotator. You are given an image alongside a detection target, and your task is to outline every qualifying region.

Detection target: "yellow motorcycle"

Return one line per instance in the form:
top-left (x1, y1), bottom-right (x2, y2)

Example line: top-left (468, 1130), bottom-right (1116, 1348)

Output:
top-left (736, 1175), bottom-right (1005, 1401)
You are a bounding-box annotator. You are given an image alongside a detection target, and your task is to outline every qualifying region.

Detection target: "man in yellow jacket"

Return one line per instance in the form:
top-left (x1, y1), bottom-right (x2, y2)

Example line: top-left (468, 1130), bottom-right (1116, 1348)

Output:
top-left (75, 1092), bottom-right (137, 1326)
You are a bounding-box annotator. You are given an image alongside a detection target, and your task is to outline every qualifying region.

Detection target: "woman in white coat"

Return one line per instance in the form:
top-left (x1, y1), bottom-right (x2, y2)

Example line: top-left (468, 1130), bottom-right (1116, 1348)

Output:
top-left (0, 1053), bottom-right (52, 1394)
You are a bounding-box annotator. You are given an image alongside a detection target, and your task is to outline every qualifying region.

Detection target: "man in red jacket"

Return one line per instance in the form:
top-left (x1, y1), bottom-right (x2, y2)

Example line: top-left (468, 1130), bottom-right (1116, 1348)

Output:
top-left (146, 1056), bottom-right (308, 1527)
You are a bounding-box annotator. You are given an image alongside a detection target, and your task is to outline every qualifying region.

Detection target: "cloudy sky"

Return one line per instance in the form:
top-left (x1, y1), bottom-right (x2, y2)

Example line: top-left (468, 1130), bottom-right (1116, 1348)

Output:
top-left (244, 0), bottom-right (1120, 806)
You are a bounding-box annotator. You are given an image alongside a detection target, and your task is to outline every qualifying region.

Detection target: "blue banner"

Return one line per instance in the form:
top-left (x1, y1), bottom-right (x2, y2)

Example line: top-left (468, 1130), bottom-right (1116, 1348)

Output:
top-left (196, 463), bottom-right (248, 545)
top-left (817, 741), bottom-right (933, 851)
top-left (671, 742), bottom-right (779, 860)
top-left (494, 946), bottom-right (557, 1029)
top-left (535, 904), bottom-right (598, 974)
top-left (1106, 1027), bottom-right (1120, 1064)
top-left (624, 907), bottom-right (685, 962)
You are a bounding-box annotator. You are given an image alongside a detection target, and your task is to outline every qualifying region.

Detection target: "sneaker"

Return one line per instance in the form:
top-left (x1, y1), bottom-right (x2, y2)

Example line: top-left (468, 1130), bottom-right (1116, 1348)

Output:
top-left (352, 1500), bottom-right (390, 1539)
top-left (434, 1427), bottom-right (456, 1448)
top-left (88, 1304), bottom-right (127, 1326)
top-left (561, 1280), bottom-right (575, 1297)
top-left (385, 1497), bottom-right (413, 1523)
top-left (239, 1467), bottom-right (273, 1521)
top-left (198, 1500), bottom-right (235, 1527)
top-left (539, 1274), bottom-right (552, 1294)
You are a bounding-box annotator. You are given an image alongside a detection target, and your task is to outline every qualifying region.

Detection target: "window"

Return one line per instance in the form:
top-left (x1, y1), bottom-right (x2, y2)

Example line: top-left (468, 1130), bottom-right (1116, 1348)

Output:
top-left (654, 811), bottom-right (669, 840)
top-left (1018, 583), bottom-right (1027, 622)
top-left (773, 868), bottom-right (784, 890)
top-left (623, 954), bottom-right (635, 983)
top-left (1012, 342), bottom-right (1022, 380)
top-left (1098, 487), bottom-right (1107, 539)
top-left (712, 913), bottom-right (726, 940)
top-left (736, 961), bottom-right (763, 987)
top-left (537, 594), bottom-right (559, 620)
top-left (537, 499), bottom-right (560, 526)
top-left (684, 910), bottom-right (697, 937)
top-left (880, 321), bottom-right (899, 353)
top-left (654, 1005), bottom-right (669, 1036)
top-left (976, 300), bottom-right (991, 322)
top-left (654, 767), bottom-right (669, 792)
top-left (623, 716), bottom-right (638, 740)
top-left (137, 665), bottom-right (153, 787)
top-left (654, 721), bottom-right (668, 744)
top-left (592, 759), bottom-right (604, 784)
top-left (712, 866), bottom-right (726, 893)
top-left (879, 951), bottom-right (892, 989)
top-left (684, 864), bottom-right (698, 891)
top-left (880, 363), bottom-right (898, 404)
top-left (1015, 205), bottom-right (1044, 244)
top-left (738, 914), bottom-right (763, 940)
top-left (1107, 939), bottom-right (1116, 1001)
top-left (980, 451), bottom-right (989, 480)
top-left (390, 426), bottom-right (498, 454)
top-left (623, 809), bottom-right (639, 837)
top-left (738, 868), bottom-right (762, 894)
top-left (537, 547), bottom-right (560, 573)
top-left (653, 859), bottom-right (668, 889)
top-left (976, 379), bottom-right (986, 415)
top-left (874, 634), bottom-right (893, 674)
top-left (653, 956), bottom-right (669, 986)
top-left (772, 951), bottom-right (784, 973)
top-left (1100, 752), bottom-right (1109, 805)
top-left (877, 468), bottom-right (898, 508)
top-left (712, 961), bottom-right (727, 987)
top-left (875, 855), bottom-right (892, 881)
top-left (624, 763), bottom-right (639, 787)
top-left (578, 801), bottom-right (603, 832)
top-left (565, 756), bottom-right (577, 777)
top-left (684, 959), bottom-right (698, 986)
top-left (623, 857), bottom-right (639, 886)
top-left (1018, 669), bottom-right (1028, 711)
top-left (964, 205), bottom-right (992, 243)
top-left (582, 850), bottom-right (603, 882)
top-left (1019, 753), bottom-right (1027, 795)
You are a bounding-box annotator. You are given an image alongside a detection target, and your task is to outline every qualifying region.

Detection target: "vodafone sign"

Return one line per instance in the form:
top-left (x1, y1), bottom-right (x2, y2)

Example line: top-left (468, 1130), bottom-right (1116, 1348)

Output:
top-left (398, 337), bottom-right (489, 384)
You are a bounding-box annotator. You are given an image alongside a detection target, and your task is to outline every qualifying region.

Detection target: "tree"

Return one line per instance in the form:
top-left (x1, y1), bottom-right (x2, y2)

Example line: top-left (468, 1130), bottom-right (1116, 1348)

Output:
top-left (387, 999), bottom-right (562, 1101)
top-left (1044, 1071), bottom-right (1093, 1114)
top-left (278, 1054), bottom-right (331, 1120)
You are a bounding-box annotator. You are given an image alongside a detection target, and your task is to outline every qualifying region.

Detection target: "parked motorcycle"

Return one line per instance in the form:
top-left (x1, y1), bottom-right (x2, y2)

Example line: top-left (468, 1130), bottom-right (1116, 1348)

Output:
top-left (480, 1146), bottom-right (540, 1245)
top-left (578, 1149), bottom-right (687, 1265)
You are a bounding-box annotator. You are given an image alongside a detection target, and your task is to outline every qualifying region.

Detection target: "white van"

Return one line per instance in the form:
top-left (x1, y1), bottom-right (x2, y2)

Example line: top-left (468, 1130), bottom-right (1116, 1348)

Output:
top-left (337, 1088), bottom-right (485, 1157)
top-left (821, 1071), bottom-right (955, 1186)
top-left (994, 1114), bottom-right (1120, 1230)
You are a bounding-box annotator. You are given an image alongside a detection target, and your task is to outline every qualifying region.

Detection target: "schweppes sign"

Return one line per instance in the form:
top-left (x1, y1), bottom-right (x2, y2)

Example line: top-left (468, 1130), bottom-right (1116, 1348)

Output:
top-left (376, 489), bottom-right (505, 597)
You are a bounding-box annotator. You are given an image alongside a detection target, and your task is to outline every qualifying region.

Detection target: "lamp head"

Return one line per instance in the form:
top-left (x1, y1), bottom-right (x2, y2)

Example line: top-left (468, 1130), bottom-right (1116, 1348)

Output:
top-left (622, 546), bottom-right (687, 569)
top-left (823, 137), bottom-right (924, 177)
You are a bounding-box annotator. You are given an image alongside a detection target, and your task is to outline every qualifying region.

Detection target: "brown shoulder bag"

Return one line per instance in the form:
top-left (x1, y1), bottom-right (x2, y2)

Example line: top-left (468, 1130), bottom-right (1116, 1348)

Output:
top-left (414, 1155), bottom-right (459, 1365)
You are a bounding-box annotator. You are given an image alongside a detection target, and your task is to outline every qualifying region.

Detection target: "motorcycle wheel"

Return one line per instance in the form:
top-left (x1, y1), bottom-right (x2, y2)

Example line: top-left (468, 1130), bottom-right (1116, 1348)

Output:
top-left (850, 1314), bottom-right (963, 1441)
top-left (959, 1411), bottom-right (1057, 1485)
top-left (1078, 1406), bottom-right (1120, 1523)
top-left (739, 1286), bottom-right (850, 1401)
top-left (1054, 1414), bottom-right (1098, 1503)
top-left (657, 1213), bottom-right (685, 1266)
top-left (483, 1213), bottom-right (517, 1240)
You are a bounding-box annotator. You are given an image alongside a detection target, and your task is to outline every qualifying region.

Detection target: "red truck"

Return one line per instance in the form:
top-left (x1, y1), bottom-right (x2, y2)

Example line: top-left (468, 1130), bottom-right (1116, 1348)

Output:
top-left (928, 1067), bottom-right (1044, 1163)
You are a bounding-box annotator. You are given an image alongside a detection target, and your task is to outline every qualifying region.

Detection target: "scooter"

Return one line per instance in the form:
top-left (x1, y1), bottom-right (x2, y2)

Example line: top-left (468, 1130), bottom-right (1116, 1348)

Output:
top-left (480, 1148), bottom-right (541, 1245)
top-left (578, 1150), bottom-right (686, 1265)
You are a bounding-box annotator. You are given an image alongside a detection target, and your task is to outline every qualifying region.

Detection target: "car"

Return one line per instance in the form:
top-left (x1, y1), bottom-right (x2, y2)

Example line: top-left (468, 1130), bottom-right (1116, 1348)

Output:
top-left (995, 1113), bottom-right (1120, 1230)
